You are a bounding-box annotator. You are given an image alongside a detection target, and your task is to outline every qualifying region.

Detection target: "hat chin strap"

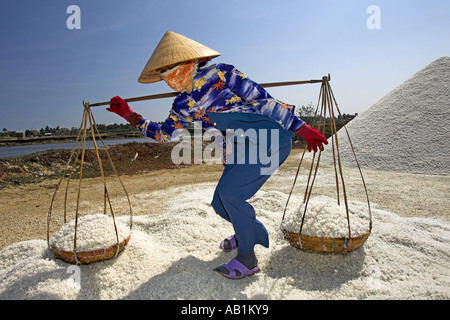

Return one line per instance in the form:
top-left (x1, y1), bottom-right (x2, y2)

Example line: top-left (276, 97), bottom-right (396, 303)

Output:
top-left (191, 59), bottom-right (199, 80)
top-left (160, 63), bottom-right (182, 77)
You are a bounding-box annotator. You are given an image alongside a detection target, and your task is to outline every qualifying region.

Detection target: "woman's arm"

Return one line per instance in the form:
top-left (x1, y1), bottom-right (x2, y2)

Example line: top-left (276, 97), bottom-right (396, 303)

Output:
top-left (107, 95), bottom-right (190, 143)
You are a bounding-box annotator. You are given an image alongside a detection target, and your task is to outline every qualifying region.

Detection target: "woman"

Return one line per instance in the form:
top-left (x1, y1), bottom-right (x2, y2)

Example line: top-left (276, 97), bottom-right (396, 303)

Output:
top-left (107, 31), bottom-right (327, 279)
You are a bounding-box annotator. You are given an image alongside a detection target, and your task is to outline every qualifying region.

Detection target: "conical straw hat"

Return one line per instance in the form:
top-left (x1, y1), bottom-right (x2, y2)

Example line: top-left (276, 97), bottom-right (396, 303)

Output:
top-left (138, 31), bottom-right (221, 83)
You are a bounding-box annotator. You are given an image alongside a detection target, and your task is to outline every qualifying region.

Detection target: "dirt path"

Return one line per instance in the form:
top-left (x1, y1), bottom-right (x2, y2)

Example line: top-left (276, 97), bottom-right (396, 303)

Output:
top-left (0, 162), bottom-right (223, 250)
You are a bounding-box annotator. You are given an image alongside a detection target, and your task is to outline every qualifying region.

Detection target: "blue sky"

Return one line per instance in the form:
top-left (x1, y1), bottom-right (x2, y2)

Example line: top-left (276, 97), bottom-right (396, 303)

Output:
top-left (1, 0), bottom-right (449, 131)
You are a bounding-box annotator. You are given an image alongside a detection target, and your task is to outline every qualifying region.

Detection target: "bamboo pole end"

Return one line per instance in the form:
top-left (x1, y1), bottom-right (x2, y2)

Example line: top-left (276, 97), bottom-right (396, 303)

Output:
top-left (322, 74), bottom-right (331, 82)
top-left (82, 100), bottom-right (91, 109)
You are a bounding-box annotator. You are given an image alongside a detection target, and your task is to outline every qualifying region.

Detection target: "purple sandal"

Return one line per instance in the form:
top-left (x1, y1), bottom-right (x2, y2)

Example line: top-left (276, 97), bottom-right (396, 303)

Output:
top-left (214, 258), bottom-right (260, 279)
top-left (220, 234), bottom-right (238, 252)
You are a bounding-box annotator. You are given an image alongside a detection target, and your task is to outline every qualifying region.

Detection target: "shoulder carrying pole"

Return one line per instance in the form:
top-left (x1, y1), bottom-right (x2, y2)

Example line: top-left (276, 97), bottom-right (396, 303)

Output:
top-left (88, 75), bottom-right (330, 107)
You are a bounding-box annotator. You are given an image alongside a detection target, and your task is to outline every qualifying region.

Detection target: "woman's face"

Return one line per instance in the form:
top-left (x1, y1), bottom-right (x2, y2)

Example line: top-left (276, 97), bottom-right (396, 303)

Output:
top-left (159, 60), bottom-right (196, 92)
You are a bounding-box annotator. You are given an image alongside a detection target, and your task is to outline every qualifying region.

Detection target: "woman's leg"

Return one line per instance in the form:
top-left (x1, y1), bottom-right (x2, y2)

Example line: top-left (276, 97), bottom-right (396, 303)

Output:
top-left (214, 160), bottom-right (272, 254)
top-left (212, 131), bottom-right (293, 278)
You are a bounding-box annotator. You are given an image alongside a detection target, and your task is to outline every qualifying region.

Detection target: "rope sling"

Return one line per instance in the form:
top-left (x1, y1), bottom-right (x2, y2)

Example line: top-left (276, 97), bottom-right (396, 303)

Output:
top-left (281, 76), bottom-right (372, 254)
top-left (47, 102), bottom-right (133, 264)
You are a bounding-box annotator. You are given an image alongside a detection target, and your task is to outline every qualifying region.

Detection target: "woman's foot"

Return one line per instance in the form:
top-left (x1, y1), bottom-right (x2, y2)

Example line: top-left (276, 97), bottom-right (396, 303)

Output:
top-left (220, 234), bottom-right (238, 252)
top-left (214, 252), bottom-right (259, 279)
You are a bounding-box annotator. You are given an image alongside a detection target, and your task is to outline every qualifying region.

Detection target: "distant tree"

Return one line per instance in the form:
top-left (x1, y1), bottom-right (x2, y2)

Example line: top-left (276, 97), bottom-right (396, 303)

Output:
top-left (296, 102), bottom-right (316, 124)
top-left (58, 127), bottom-right (70, 136)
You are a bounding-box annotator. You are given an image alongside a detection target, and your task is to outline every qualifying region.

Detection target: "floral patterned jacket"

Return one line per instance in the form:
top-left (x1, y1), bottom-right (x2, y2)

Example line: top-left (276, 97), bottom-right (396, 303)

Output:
top-left (135, 63), bottom-right (305, 142)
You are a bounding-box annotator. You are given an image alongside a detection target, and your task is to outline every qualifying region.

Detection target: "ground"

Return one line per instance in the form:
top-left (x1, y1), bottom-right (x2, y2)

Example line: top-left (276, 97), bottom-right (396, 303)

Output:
top-left (0, 160), bottom-right (222, 250)
top-left (1, 148), bottom-right (448, 251)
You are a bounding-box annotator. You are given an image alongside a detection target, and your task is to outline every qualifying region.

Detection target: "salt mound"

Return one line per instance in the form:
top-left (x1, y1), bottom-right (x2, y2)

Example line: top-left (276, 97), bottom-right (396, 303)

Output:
top-left (325, 56), bottom-right (450, 175)
top-left (282, 196), bottom-right (370, 238)
top-left (49, 214), bottom-right (130, 252)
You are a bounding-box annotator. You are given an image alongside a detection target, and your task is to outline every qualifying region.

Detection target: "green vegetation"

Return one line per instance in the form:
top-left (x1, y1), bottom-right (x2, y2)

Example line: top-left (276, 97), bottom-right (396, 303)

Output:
top-left (1, 123), bottom-right (141, 139)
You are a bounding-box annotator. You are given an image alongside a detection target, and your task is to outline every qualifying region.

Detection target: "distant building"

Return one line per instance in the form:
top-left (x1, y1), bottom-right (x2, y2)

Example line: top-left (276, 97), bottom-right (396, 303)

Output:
top-left (15, 131), bottom-right (26, 138)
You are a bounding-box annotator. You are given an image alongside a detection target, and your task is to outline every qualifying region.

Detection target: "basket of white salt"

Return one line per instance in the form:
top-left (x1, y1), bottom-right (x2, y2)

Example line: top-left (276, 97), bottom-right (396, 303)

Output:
top-left (47, 102), bottom-right (133, 264)
top-left (49, 214), bottom-right (130, 264)
top-left (281, 77), bottom-right (372, 254)
top-left (281, 196), bottom-right (371, 254)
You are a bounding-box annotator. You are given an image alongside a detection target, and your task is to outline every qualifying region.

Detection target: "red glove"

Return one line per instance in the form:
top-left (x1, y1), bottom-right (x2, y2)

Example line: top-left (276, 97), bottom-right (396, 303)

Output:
top-left (295, 124), bottom-right (328, 152)
top-left (107, 96), bottom-right (135, 121)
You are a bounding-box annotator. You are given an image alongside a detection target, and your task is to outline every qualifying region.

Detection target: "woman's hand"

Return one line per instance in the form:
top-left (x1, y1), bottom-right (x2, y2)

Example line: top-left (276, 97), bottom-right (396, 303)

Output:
top-left (295, 124), bottom-right (328, 152)
top-left (107, 96), bottom-right (135, 121)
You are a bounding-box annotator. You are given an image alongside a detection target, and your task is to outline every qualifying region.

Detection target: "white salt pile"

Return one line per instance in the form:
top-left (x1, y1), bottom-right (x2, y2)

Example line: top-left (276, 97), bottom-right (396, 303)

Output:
top-left (1, 181), bottom-right (449, 300)
top-left (324, 56), bottom-right (450, 175)
top-left (49, 214), bottom-right (130, 252)
top-left (281, 196), bottom-right (370, 238)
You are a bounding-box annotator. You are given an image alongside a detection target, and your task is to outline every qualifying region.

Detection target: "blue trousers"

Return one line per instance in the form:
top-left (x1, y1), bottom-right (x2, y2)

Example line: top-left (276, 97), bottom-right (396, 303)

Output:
top-left (207, 112), bottom-right (294, 254)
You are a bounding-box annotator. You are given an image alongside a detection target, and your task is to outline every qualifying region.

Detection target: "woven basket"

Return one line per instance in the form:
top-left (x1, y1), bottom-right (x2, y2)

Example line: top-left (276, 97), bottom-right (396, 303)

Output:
top-left (51, 235), bottom-right (130, 264)
top-left (282, 229), bottom-right (370, 254)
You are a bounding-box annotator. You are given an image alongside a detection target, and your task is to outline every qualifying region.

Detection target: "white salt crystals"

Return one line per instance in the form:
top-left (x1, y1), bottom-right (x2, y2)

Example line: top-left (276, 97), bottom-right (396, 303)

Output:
top-left (282, 196), bottom-right (370, 238)
top-left (323, 56), bottom-right (450, 175)
top-left (49, 214), bottom-right (130, 252)
top-left (1, 182), bottom-right (449, 299)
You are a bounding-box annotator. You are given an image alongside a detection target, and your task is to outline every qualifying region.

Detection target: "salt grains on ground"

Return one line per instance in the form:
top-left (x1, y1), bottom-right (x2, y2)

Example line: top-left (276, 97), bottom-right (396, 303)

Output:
top-left (0, 181), bottom-right (449, 300)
